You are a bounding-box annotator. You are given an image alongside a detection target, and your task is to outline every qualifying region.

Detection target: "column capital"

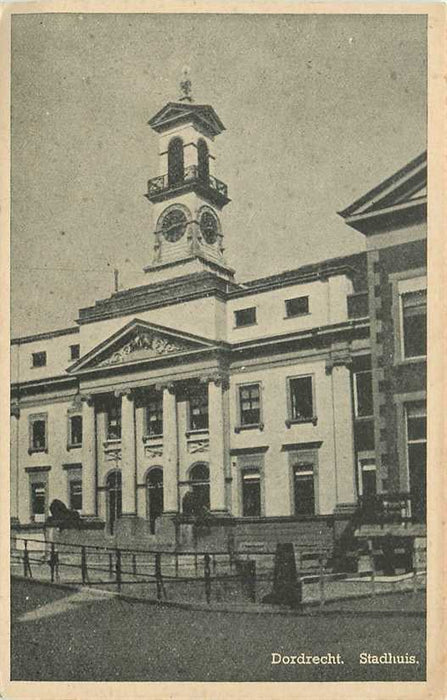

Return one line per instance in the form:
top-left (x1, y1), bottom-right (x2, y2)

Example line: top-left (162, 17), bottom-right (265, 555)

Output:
top-left (156, 381), bottom-right (176, 394)
top-left (114, 388), bottom-right (135, 400)
top-left (10, 404), bottom-right (20, 419)
top-left (325, 351), bottom-right (352, 375)
top-left (80, 393), bottom-right (95, 407)
top-left (200, 372), bottom-right (229, 390)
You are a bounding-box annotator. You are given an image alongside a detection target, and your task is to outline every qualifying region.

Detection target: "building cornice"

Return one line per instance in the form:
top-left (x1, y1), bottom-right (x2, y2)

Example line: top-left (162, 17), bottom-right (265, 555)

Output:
top-left (11, 326), bottom-right (80, 346)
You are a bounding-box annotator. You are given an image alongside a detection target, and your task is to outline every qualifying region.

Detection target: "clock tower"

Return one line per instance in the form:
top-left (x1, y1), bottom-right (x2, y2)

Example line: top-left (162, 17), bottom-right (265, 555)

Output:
top-left (144, 70), bottom-right (234, 282)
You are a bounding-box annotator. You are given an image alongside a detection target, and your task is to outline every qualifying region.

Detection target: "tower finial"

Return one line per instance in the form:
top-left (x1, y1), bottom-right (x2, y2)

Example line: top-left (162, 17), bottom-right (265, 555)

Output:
top-left (179, 65), bottom-right (193, 102)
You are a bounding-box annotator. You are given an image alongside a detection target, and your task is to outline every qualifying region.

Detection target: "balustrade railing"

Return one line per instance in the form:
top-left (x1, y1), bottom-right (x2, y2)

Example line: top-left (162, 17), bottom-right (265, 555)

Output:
top-left (357, 492), bottom-right (423, 526)
top-left (147, 165), bottom-right (228, 199)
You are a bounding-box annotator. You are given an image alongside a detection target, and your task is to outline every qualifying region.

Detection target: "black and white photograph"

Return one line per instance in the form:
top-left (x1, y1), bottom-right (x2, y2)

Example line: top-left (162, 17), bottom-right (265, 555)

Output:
top-left (2, 4), bottom-right (444, 697)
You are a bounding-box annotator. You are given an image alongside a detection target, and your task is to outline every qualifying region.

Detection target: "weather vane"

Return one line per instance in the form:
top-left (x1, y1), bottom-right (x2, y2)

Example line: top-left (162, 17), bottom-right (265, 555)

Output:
top-left (179, 65), bottom-right (193, 102)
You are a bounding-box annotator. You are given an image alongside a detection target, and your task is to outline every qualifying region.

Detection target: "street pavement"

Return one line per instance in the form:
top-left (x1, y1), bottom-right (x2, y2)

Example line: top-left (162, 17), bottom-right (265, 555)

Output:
top-left (11, 578), bottom-right (426, 682)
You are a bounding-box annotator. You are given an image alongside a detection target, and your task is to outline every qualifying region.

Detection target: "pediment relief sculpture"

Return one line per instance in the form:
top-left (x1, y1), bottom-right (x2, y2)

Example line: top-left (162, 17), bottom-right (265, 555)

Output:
top-left (94, 331), bottom-right (191, 368)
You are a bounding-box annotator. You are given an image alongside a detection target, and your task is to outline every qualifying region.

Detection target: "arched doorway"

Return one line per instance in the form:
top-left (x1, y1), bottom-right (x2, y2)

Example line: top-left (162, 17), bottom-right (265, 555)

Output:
top-left (183, 462), bottom-right (210, 516)
top-left (146, 467), bottom-right (164, 535)
top-left (197, 139), bottom-right (209, 183)
top-left (106, 470), bottom-right (122, 535)
top-left (167, 137), bottom-right (184, 187)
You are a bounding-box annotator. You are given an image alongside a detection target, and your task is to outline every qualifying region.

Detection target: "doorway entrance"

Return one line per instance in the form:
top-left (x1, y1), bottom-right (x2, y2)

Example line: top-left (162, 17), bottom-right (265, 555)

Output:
top-left (106, 470), bottom-right (122, 534)
top-left (147, 468), bottom-right (163, 535)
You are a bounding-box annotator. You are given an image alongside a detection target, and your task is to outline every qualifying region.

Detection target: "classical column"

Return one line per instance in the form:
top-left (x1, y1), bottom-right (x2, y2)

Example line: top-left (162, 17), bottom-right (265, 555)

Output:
top-left (207, 376), bottom-right (228, 513)
top-left (326, 352), bottom-right (357, 505)
top-left (81, 396), bottom-right (97, 517)
top-left (118, 389), bottom-right (137, 516)
top-left (10, 405), bottom-right (20, 523)
top-left (158, 383), bottom-right (178, 514)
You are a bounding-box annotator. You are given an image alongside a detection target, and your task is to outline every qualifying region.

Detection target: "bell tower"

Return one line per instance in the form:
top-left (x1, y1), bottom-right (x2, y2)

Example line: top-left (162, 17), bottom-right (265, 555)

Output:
top-left (144, 69), bottom-right (234, 282)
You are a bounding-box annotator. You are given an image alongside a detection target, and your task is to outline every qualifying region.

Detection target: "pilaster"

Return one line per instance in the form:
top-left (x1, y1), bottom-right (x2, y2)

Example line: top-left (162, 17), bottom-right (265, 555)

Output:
top-left (81, 395), bottom-right (97, 517)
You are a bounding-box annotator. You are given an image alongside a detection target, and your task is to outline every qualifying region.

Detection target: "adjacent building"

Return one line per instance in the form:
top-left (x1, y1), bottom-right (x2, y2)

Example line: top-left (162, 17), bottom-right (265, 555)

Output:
top-left (10, 83), bottom-right (427, 553)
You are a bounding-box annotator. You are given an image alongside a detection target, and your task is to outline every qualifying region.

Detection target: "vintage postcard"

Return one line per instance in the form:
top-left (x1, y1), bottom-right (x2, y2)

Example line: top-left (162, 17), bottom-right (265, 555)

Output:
top-left (0, 2), bottom-right (445, 699)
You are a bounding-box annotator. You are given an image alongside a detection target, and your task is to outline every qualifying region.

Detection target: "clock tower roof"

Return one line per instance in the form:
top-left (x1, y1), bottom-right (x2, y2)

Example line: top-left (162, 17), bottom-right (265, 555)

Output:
top-left (148, 101), bottom-right (225, 138)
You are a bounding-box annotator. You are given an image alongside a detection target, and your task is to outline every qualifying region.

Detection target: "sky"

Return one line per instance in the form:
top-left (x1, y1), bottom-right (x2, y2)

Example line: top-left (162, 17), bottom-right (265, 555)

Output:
top-left (11, 13), bottom-right (427, 337)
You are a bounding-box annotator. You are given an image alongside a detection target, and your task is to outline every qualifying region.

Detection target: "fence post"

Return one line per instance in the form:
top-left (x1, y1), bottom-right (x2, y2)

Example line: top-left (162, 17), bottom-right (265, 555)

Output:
top-left (204, 553), bottom-right (211, 604)
top-left (247, 560), bottom-right (256, 603)
top-left (23, 540), bottom-right (32, 578)
top-left (194, 551), bottom-right (198, 577)
top-left (49, 542), bottom-right (59, 583)
top-left (155, 552), bottom-right (163, 602)
top-left (109, 551), bottom-right (114, 580)
top-left (175, 550), bottom-right (179, 578)
top-left (115, 549), bottom-right (122, 592)
top-left (319, 554), bottom-right (325, 607)
top-left (368, 539), bottom-right (376, 597)
top-left (132, 553), bottom-right (137, 577)
top-left (81, 546), bottom-right (88, 585)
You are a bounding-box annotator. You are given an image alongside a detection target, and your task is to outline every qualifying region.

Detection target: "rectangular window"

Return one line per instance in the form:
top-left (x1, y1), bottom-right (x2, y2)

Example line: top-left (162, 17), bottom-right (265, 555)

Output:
top-left (354, 370), bottom-right (373, 418)
top-left (234, 307), bottom-right (256, 327)
top-left (239, 383), bottom-right (261, 426)
top-left (293, 463), bottom-right (315, 515)
top-left (358, 458), bottom-right (377, 497)
top-left (401, 289), bottom-right (427, 358)
top-left (31, 482), bottom-right (46, 522)
top-left (69, 415), bottom-right (83, 447)
top-left (146, 393), bottom-right (163, 436)
top-left (285, 296), bottom-right (309, 318)
top-left (29, 415), bottom-right (47, 452)
top-left (69, 480), bottom-right (83, 512)
top-left (32, 351), bottom-right (47, 368)
top-left (289, 376), bottom-right (314, 421)
top-left (242, 470), bottom-right (261, 516)
top-left (189, 385), bottom-right (209, 431)
top-left (406, 401), bottom-right (426, 521)
top-left (70, 344), bottom-right (80, 360)
top-left (106, 398), bottom-right (122, 440)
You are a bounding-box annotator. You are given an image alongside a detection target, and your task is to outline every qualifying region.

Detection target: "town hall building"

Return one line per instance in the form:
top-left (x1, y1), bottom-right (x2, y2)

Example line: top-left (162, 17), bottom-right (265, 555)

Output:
top-left (10, 79), bottom-right (427, 554)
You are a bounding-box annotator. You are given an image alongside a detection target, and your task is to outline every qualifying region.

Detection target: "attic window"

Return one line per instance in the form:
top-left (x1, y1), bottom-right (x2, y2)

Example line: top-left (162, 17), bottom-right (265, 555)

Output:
top-left (285, 296), bottom-right (309, 318)
top-left (70, 344), bottom-right (80, 361)
top-left (234, 307), bottom-right (257, 327)
top-left (32, 351), bottom-right (47, 368)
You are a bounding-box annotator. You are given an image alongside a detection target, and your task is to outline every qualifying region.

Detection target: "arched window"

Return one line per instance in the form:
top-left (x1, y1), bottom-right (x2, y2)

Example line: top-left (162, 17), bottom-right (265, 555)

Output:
top-left (168, 137), bottom-right (184, 187)
top-left (183, 462), bottom-right (210, 515)
top-left (146, 468), bottom-right (163, 535)
top-left (106, 470), bottom-right (122, 534)
top-left (197, 139), bottom-right (209, 183)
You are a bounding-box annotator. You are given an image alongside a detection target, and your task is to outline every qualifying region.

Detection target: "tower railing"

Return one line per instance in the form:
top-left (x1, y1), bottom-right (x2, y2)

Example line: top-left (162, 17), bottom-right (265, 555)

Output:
top-left (147, 165), bottom-right (228, 199)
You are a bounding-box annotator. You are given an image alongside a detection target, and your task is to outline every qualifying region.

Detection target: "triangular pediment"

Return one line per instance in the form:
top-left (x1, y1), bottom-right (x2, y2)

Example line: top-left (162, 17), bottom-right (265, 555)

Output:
top-left (68, 319), bottom-right (221, 374)
top-left (148, 102), bottom-right (225, 136)
top-left (339, 151), bottom-right (427, 218)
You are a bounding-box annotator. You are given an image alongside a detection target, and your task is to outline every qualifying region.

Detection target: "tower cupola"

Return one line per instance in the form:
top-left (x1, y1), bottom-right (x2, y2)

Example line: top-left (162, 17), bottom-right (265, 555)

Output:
top-left (144, 70), bottom-right (233, 282)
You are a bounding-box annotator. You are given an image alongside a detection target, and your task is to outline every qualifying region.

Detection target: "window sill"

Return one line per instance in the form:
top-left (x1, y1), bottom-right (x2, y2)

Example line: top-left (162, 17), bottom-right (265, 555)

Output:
top-left (354, 414), bottom-right (374, 421)
top-left (235, 423), bottom-right (264, 433)
top-left (395, 355), bottom-right (427, 366)
top-left (186, 428), bottom-right (209, 437)
top-left (233, 323), bottom-right (258, 329)
top-left (283, 312), bottom-right (311, 320)
top-left (143, 434), bottom-right (163, 442)
top-left (103, 438), bottom-right (121, 448)
top-left (285, 417), bottom-right (318, 428)
top-left (67, 443), bottom-right (82, 451)
top-left (28, 447), bottom-right (48, 455)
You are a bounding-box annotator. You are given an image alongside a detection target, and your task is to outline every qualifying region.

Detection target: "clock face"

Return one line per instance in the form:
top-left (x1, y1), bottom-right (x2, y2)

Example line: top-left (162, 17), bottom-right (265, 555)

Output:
top-left (199, 210), bottom-right (219, 245)
top-left (161, 208), bottom-right (188, 242)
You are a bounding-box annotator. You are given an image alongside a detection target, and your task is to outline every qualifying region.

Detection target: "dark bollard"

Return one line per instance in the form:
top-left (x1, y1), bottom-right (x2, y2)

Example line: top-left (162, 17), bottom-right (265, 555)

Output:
top-left (261, 543), bottom-right (302, 608)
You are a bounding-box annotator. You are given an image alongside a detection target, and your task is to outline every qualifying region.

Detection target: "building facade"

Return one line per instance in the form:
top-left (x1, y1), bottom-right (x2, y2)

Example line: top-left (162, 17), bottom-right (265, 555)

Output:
top-left (10, 87), bottom-right (427, 553)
